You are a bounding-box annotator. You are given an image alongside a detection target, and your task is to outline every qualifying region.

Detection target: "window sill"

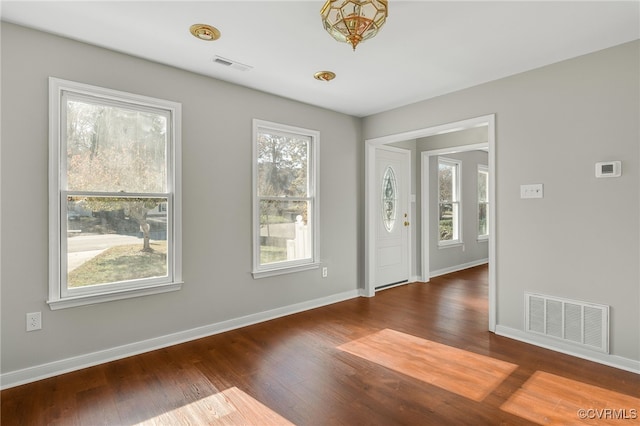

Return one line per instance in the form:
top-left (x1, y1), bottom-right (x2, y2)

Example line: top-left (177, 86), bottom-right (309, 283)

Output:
top-left (252, 262), bottom-right (320, 279)
top-left (477, 236), bottom-right (489, 242)
top-left (47, 282), bottom-right (183, 310)
top-left (438, 241), bottom-right (464, 249)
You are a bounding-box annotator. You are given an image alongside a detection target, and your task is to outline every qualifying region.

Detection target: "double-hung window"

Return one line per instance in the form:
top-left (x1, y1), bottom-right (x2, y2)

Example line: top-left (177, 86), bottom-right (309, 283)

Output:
top-left (438, 157), bottom-right (461, 246)
top-left (252, 120), bottom-right (319, 278)
top-left (48, 78), bottom-right (182, 309)
top-left (477, 164), bottom-right (489, 240)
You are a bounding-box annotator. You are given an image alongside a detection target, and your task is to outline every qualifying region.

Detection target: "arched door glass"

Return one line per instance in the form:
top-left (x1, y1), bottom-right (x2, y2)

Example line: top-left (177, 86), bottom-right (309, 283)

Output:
top-left (381, 166), bottom-right (397, 232)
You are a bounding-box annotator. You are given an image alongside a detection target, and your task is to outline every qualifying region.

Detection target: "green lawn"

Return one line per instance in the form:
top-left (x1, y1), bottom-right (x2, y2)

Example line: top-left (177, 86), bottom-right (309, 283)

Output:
top-left (69, 242), bottom-right (167, 287)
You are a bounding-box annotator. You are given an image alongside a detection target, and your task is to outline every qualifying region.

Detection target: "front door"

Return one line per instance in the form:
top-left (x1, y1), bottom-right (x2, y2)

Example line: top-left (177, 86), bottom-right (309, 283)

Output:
top-left (374, 146), bottom-right (411, 289)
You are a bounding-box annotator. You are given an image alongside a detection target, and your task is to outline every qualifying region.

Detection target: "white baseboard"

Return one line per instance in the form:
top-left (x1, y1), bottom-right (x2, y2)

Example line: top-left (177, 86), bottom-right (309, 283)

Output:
top-left (0, 289), bottom-right (360, 390)
top-left (495, 325), bottom-right (640, 375)
top-left (430, 258), bottom-right (488, 278)
top-left (358, 288), bottom-right (370, 297)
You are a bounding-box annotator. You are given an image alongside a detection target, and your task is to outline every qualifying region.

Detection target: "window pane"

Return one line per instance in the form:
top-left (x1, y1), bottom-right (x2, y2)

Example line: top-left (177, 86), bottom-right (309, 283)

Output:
top-left (478, 170), bottom-right (488, 202)
top-left (439, 158), bottom-right (460, 243)
top-left (259, 199), bottom-right (311, 265)
top-left (381, 166), bottom-right (397, 232)
top-left (439, 203), bottom-right (454, 241)
top-left (66, 98), bottom-right (168, 193)
top-left (439, 163), bottom-right (453, 202)
top-left (257, 131), bottom-right (309, 197)
top-left (66, 196), bottom-right (168, 288)
top-left (478, 203), bottom-right (488, 236)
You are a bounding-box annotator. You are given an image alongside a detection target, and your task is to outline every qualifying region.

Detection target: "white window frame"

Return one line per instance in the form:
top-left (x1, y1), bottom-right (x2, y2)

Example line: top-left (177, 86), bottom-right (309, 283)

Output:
top-left (477, 164), bottom-right (489, 241)
top-left (252, 119), bottom-right (320, 278)
top-left (438, 157), bottom-right (462, 247)
top-left (48, 77), bottom-right (182, 309)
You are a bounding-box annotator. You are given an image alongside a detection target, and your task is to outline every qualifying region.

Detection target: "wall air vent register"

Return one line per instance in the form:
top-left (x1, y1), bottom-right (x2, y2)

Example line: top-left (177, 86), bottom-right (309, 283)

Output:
top-left (525, 292), bottom-right (609, 353)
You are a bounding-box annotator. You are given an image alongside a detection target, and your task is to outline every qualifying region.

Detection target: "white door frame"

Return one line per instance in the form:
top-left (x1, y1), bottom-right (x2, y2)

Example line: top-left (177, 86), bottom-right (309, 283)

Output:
top-left (365, 114), bottom-right (496, 332)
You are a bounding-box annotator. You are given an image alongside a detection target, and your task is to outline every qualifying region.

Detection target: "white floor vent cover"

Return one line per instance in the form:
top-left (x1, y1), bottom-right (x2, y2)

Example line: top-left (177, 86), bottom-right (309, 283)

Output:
top-left (525, 293), bottom-right (609, 353)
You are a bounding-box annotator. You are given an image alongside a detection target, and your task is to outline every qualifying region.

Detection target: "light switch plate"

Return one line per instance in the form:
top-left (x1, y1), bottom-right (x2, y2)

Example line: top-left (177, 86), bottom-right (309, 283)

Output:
top-left (521, 184), bottom-right (543, 199)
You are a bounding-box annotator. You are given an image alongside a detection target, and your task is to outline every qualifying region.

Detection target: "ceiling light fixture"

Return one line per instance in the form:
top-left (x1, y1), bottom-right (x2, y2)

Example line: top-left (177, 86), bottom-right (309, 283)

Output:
top-left (320, 0), bottom-right (388, 51)
top-left (189, 24), bottom-right (221, 41)
top-left (314, 71), bottom-right (336, 81)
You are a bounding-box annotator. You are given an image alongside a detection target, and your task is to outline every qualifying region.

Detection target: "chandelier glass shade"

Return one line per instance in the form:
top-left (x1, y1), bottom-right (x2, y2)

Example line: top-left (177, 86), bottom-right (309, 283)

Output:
top-left (320, 0), bottom-right (388, 51)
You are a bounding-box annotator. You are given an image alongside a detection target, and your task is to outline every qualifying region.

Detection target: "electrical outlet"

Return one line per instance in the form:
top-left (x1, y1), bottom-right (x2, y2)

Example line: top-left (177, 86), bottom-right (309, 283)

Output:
top-left (322, 267), bottom-right (328, 278)
top-left (26, 312), bottom-right (42, 331)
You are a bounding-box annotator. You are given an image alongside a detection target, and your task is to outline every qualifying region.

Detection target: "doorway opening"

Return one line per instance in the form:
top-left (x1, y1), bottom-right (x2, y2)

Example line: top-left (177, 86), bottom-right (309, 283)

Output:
top-left (364, 114), bottom-right (496, 332)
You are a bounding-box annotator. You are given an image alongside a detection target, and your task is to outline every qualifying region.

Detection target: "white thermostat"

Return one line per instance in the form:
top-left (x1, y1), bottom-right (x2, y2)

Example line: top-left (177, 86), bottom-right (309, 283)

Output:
top-left (595, 161), bottom-right (621, 178)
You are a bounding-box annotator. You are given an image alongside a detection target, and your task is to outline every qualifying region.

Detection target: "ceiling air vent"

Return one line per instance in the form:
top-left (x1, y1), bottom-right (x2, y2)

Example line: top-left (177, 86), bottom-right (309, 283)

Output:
top-left (212, 56), bottom-right (252, 72)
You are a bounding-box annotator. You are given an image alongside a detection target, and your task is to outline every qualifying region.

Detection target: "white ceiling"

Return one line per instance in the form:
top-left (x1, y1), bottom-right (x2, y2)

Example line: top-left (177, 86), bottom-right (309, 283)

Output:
top-left (2, 1), bottom-right (639, 117)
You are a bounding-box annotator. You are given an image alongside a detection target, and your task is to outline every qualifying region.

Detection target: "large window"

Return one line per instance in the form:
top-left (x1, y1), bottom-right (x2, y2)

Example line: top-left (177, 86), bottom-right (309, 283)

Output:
top-left (48, 78), bottom-right (182, 309)
top-left (478, 164), bottom-right (489, 240)
top-left (253, 120), bottom-right (319, 278)
top-left (438, 157), bottom-right (461, 246)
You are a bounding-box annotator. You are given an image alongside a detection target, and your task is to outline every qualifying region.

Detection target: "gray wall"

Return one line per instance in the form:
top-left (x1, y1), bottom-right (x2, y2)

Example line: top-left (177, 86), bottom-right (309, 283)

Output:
top-left (364, 41), bottom-right (640, 361)
top-left (1, 23), bottom-right (362, 374)
top-left (428, 151), bottom-right (489, 273)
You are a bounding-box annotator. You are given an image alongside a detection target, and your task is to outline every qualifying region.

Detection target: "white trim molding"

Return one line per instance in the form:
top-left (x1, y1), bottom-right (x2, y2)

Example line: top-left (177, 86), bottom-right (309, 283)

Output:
top-left (495, 325), bottom-right (640, 375)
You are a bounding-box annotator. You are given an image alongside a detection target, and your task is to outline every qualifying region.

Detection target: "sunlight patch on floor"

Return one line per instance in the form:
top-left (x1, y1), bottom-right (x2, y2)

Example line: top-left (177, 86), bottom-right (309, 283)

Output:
top-left (337, 328), bottom-right (518, 402)
top-left (137, 386), bottom-right (293, 425)
top-left (500, 371), bottom-right (640, 425)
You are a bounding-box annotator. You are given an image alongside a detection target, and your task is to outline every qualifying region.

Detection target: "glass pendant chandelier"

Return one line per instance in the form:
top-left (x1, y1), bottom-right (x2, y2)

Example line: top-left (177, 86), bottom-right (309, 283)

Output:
top-left (320, 0), bottom-right (388, 51)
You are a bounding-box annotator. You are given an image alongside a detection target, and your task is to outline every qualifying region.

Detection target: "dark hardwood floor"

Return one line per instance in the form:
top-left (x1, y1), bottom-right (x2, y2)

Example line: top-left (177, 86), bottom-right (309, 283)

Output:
top-left (2, 265), bottom-right (639, 425)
